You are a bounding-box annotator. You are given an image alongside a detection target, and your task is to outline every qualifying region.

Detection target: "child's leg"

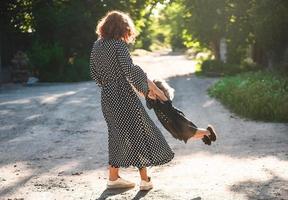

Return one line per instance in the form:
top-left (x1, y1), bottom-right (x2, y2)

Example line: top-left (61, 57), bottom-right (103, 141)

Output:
top-left (193, 128), bottom-right (210, 139)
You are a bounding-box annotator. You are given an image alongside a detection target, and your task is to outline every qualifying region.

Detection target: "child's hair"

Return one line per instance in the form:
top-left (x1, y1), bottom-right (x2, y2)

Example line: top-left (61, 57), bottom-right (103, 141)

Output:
top-left (153, 79), bottom-right (175, 101)
top-left (96, 10), bottom-right (137, 43)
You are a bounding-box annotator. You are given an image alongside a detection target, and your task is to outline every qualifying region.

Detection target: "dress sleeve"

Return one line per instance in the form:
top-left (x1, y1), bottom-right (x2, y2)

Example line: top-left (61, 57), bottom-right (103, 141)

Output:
top-left (89, 43), bottom-right (102, 87)
top-left (116, 41), bottom-right (149, 97)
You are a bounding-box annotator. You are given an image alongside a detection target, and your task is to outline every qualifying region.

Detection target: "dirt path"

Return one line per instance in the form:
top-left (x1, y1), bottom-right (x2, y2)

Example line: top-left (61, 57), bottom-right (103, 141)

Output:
top-left (0, 53), bottom-right (287, 200)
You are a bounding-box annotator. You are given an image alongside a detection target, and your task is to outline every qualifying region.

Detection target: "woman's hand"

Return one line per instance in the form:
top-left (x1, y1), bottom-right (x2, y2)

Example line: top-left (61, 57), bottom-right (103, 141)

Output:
top-left (154, 87), bottom-right (168, 102)
top-left (147, 89), bottom-right (157, 100)
top-left (147, 79), bottom-right (168, 102)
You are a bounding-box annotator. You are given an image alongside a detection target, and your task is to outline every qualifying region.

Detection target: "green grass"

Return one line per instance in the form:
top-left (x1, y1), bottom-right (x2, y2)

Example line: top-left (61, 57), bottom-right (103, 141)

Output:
top-left (208, 71), bottom-right (288, 122)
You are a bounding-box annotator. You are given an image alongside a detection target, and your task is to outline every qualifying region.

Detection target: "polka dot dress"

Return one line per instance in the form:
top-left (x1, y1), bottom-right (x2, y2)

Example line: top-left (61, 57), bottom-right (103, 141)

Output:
top-left (89, 38), bottom-right (174, 168)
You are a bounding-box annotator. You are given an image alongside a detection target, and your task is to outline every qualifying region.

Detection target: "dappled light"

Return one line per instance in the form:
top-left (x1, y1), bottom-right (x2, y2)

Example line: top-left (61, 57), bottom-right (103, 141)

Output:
top-left (1, 0), bottom-right (287, 199)
top-left (230, 171), bottom-right (288, 199)
top-left (40, 91), bottom-right (77, 104)
top-left (134, 54), bottom-right (198, 80)
top-left (202, 100), bottom-right (215, 108)
top-left (1, 65), bottom-right (287, 199)
top-left (24, 114), bottom-right (42, 121)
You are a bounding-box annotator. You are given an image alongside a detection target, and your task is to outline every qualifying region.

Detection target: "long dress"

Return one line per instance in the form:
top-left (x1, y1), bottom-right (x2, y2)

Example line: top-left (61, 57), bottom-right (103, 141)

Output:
top-left (89, 38), bottom-right (174, 168)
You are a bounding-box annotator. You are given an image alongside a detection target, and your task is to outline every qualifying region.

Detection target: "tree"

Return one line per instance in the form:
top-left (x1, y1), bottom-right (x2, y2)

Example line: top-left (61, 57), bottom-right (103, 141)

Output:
top-left (172, 0), bottom-right (288, 67)
top-left (181, 0), bottom-right (228, 60)
top-left (1, 0), bottom-right (168, 81)
top-left (249, 0), bottom-right (288, 67)
top-left (159, 1), bottom-right (186, 50)
top-left (0, 0), bottom-right (33, 67)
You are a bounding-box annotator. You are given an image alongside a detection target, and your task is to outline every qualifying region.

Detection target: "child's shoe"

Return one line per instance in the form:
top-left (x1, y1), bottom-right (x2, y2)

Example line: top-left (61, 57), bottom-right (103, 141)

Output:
top-left (207, 125), bottom-right (217, 142)
top-left (202, 135), bottom-right (211, 145)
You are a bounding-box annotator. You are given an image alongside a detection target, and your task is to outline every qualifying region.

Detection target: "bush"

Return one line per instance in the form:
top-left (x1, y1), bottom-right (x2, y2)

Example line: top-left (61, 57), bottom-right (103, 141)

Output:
top-left (208, 71), bottom-right (288, 122)
top-left (200, 59), bottom-right (260, 76)
top-left (201, 60), bottom-right (226, 76)
top-left (171, 35), bottom-right (186, 51)
top-left (28, 41), bottom-right (89, 82)
top-left (28, 41), bottom-right (66, 82)
top-left (63, 56), bottom-right (90, 82)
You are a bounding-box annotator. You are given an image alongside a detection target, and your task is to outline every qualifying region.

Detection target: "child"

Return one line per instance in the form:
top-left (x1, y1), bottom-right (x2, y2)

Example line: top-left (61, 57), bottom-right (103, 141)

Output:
top-left (146, 80), bottom-right (217, 145)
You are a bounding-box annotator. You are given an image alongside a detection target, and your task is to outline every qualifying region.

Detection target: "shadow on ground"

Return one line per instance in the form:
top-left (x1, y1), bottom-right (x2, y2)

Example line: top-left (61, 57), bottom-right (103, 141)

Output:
top-left (96, 188), bottom-right (135, 200)
top-left (0, 76), bottom-right (287, 199)
top-left (230, 170), bottom-right (288, 200)
top-left (96, 188), bottom-right (153, 200)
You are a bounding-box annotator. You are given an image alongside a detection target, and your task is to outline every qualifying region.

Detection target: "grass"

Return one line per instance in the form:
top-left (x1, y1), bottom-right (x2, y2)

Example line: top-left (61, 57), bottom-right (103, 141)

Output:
top-left (208, 71), bottom-right (288, 122)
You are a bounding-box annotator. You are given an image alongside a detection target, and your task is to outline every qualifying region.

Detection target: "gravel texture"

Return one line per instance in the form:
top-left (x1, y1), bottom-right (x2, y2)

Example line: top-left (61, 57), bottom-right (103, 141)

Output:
top-left (0, 53), bottom-right (287, 200)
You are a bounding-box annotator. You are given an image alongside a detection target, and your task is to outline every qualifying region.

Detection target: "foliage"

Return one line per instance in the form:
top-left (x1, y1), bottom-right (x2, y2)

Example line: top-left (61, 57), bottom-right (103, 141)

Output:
top-left (159, 2), bottom-right (186, 51)
top-left (182, 0), bottom-right (228, 47)
top-left (201, 59), bottom-right (260, 76)
top-left (28, 41), bottom-right (65, 82)
top-left (208, 71), bottom-right (288, 122)
top-left (249, 0), bottom-right (288, 66)
top-left (126, 0), bottom-right (166, 50)
top-left (176, 0), bottom-right (288, 68)
top-left (63, 57), bottom-right (90, 82)
top-left (1, 0), bottom-right (167, 82)
top-left (28, 41), bottom-right (89, 82)
top-left (2, 0), bottom-right (288, 82)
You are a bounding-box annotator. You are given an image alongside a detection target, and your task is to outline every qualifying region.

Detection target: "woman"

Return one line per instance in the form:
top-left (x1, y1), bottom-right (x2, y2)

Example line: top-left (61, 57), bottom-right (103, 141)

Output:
top-left (89, 11), bottom-right (213, 191)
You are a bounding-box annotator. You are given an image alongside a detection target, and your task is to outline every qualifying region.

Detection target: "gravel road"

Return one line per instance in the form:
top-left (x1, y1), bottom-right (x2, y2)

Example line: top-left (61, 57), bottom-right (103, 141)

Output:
top-left (0, 53), bottom-right (287, 200)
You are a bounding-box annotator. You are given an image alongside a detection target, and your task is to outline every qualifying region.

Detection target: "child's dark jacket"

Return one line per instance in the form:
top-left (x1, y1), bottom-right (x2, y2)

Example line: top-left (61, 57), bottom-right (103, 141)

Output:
top-left (145, 97), bottom-right (198, 143)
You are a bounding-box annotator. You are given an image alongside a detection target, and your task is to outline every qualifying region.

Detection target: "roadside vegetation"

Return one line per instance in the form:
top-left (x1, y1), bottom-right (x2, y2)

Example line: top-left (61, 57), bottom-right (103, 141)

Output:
top-left (2, 0), bottom-right (288, 121)
top-left (152, 0), bottom-right (288, 122)
top-left (209, 71), bottom-right (288, 122)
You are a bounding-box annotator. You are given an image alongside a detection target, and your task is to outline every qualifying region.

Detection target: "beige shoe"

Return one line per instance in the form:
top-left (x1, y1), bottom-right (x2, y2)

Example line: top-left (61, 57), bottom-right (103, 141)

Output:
top-left (140, 177), bottom-right (153, 191)
top-left (107, 177), bottom-right (135, 189)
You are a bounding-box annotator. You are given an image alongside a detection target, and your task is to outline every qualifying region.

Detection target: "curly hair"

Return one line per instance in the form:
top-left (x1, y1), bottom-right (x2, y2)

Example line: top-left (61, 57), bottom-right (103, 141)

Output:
top-left (96, 11), bottom-right (137, 43)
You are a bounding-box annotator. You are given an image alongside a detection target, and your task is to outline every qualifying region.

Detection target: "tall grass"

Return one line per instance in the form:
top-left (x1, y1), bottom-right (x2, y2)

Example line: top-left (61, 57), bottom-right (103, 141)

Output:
top-left (208, 71), bottom-right (288, 122)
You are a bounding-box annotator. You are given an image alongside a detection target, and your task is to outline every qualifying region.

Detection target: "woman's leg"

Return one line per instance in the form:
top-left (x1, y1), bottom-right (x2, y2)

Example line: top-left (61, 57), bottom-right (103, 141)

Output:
top-left (138, 167), bottom-right (149, 181)
top-left (138, 167), bottom-right (153, 190)
top-left (109, 165), bottom-right (119, 181)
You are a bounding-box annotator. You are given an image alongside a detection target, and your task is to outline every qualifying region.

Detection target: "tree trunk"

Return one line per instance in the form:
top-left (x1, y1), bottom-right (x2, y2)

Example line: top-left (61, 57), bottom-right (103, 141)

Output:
top-left (252, 42), bottom-right (266, 67)
top-left (210, 39), bottom-right (220, 60)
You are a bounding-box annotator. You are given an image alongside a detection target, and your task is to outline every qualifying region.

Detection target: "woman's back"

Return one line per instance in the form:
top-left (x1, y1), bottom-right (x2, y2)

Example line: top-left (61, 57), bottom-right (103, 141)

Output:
top-left (90, 38), bottom-right (122, 86)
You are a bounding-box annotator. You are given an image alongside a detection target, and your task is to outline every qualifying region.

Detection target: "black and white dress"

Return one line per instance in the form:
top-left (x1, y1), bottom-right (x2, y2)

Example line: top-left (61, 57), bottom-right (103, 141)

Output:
top-left (89, 38), bottom-right (174, 168)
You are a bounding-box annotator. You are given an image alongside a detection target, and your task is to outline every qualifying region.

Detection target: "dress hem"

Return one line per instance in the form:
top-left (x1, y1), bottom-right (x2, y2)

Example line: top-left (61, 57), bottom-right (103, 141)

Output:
top-left (108, 152), bottom-right (175, 169)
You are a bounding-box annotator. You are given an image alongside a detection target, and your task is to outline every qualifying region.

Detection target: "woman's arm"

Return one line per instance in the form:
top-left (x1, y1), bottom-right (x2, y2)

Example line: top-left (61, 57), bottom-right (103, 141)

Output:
top-left (89, 43), bottom-right (102, 87)
top-left (116, 41), bottom-right (168, 102)
top-left (132, 78), bottom-right (167, 102)
top-left (116, 41), bottom-right (150, 97)
top-left (131, 81), bottom-right (156, 100)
